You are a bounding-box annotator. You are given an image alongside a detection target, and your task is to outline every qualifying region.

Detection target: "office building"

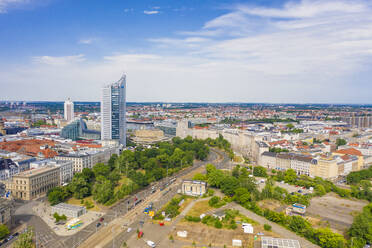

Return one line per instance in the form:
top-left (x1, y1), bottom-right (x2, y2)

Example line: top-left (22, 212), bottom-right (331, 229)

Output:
top-left (61, 118), bottom-right (101, 141)
top-left (64, 98), bottom-right (74, 123)
top-left (12, 166), bottom-right (60, 200)
top-left (101, 74), bottom-right (127, 146)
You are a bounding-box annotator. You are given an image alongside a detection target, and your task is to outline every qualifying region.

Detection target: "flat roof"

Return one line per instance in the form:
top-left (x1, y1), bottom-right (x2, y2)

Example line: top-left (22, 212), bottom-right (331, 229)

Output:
top-left (14, 166), bottom-right (58, 178)
top-left (51, 203), bottom-right (86, 211)
top-left (261, 237), bottom-right (301, 248)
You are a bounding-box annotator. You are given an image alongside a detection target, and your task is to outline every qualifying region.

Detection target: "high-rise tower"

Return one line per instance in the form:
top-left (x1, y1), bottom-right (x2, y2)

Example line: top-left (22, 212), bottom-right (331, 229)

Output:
top-left (64, 98), bottom-right (74, 122)
top-left (101, 74), bottom-right (127, 146)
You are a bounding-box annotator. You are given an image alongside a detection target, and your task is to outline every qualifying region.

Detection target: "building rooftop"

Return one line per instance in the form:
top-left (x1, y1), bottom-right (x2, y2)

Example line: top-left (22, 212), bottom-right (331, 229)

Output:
top-left (261, 237), bottom-right (301, 248)
top-left (51, 203), bottom-right (86, 211)
top-left (14, 166), bottom-right (58, 178)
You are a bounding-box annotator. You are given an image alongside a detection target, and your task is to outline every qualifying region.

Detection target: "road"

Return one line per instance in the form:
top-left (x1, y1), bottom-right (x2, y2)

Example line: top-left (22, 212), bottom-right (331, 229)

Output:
top-left (7, 149), bottom-right (220, 248)
top-left (80, 150), bottom-right (221, 248)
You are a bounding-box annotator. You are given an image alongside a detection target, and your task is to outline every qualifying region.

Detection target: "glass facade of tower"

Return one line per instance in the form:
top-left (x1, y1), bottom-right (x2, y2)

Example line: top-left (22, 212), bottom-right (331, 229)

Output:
top-left (111, 85), bottom-right (120, 140)
top-left (101, 74), bottom-right (126, 146)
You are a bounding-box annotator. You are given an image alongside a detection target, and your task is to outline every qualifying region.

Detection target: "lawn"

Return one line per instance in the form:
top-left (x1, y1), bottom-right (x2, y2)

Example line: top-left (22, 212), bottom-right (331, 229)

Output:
top-left (66, 196), bottom-right (101, 212)
top-left (186, 200), bottom-right (214, 217)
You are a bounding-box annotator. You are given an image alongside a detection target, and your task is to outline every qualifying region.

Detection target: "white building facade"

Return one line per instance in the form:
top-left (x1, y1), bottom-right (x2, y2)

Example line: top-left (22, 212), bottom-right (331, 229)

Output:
top-left (64, 98), bottom-right (74, 123)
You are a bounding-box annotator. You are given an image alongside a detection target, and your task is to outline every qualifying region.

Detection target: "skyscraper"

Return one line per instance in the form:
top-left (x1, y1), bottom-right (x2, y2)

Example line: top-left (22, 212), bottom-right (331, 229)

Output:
top-left (64, 98), bottom-right (74, 122)
top-left (101, 74), bottom-right (127, 146)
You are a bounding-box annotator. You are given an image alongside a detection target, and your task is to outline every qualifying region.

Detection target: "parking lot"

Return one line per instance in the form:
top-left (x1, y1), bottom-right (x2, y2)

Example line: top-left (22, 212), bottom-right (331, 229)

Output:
top-left (307, 193), bottom-right (368, 232)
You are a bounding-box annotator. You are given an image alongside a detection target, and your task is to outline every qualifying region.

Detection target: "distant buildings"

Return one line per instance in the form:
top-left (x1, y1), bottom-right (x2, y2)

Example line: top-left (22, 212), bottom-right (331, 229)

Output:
top-left (0, 158), bottom-right (19, 181)
top-left (101, 74), bottom-right (127, 146)
top-left (64, 98), bottom-right (74, 123)
top-left (61, 118), bottom-right (100, 141)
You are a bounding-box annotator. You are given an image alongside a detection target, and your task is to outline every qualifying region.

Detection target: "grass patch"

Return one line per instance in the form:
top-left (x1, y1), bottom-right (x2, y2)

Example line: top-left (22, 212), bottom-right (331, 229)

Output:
top-left (187, 200), bottom-right (214, 217)
top-left (66, 196), bottom-right (101, 212)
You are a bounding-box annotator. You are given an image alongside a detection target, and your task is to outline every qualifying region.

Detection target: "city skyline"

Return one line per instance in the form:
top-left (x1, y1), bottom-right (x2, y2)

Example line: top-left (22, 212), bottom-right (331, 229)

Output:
top-left (1, 0), bottom-right (372, 103)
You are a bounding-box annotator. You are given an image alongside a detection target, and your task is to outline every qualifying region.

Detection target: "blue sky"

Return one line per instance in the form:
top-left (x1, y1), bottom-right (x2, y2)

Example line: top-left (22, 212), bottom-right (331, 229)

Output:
top-left (1, 0), bottom-right (372, 103)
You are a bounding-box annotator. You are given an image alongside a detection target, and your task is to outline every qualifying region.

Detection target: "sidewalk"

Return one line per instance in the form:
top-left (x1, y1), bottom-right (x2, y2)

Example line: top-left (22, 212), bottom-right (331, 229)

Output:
top-left (32, 202), bottom-right (103, 236)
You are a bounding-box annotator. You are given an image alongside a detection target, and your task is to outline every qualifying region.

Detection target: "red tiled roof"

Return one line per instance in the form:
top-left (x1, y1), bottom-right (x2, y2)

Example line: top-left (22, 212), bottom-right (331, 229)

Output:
top-left (336, 148), bottom-right (362, 156)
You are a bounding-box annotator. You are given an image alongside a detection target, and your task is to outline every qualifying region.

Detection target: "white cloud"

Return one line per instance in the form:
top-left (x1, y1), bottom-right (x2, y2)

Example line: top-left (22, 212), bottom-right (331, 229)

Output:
top-left (78, 39), bottom-right (93, 45)
top-left (144, 10), bottom-right (159, 15)
top-left (2, 0), bottom-right (372, 103)
top-left (32, 54), bottom-right (86, 66)
top-left (124, 8), bottom-right (133, 13)
top-left (239, 0), bottom-right (366, 18)
top-left (0, 0), bottom-right (28, 13)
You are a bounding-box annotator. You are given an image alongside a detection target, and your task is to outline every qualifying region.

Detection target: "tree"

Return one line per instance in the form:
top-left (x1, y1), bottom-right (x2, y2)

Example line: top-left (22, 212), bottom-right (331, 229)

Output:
top-left (253, 166), bottom-right (267, 177)
top-left (93, 163), bottom-right (111, 178)
top-left (336, 138), bottom-right (347, 148)
top-left (13, 227), bottom-right (33, 248)
top-left (286, 123), bottom-right (294, 129)
top-left (68, 176), bottom-right (91, 199)
top-left (209, 196), bottom-right (220, 207)
top-left (284, 169), bottom-right (297, 184)
top-left (48, 186), bottom-right (70, 205)
top-left (93, 179), bottom-right (114, 204)
top-left (315, 228), bottom-right (346, 248)
top-left (0, 224), bottom-right (9, 239)
top-left (169, 235), bottom-right (174, 243)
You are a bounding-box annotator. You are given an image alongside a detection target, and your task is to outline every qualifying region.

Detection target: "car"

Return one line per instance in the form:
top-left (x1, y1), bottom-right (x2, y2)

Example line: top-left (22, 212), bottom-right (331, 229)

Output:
top-left (127, 227), bottom-right (132, 233)
top-left (146, 240), bottom-right (156, 247)
top-left (298, 190), bottom-right (302, 193)
top-left (13, 232), bottom-right (19, 237)
top-left (96, 223), bottom-right (101, 228)
top-left (257, 232), bottom-right (265, 236)
top-left (6, 235), bottom-right (13, 241)
top-left (99, 217), bottom-right (104, 222)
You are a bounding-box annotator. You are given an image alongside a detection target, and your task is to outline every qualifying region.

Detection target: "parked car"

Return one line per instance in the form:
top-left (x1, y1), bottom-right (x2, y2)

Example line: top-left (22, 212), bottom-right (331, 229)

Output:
top-left (127, 228), bottom-right (132, 233)
top-left (99, 217), bottom-right (104, 222)
top-left (96, 223), bottom-right (101, 228)
top-left (146, 240), bottom-right (156, 247)
top-left (14, 232), bottom-right (19, 237)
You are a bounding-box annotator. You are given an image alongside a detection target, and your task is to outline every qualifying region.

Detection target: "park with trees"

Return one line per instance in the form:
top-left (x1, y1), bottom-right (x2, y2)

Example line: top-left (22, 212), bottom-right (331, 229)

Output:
top-left (48, 136), bottom-right (210, 206)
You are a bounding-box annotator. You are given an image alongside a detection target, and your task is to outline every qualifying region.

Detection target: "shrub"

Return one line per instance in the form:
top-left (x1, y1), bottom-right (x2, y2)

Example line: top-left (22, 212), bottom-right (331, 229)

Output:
top-left (264, 224), bottom-right (272, 231)
top-left (214, 219), bottom-right (222, 229)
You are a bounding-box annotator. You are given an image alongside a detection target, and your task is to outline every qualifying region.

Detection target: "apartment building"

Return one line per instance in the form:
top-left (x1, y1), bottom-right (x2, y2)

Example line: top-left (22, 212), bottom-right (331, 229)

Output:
top-left (290, 155), bottom-right (316, 176)
top-left (260, 151), bottom-right (277, 169)
top-left (31, 159), bottom-right (73, 185)
top-left (12, 166), bottom-right (60, 200)
top-left (310, 156), bottom-right (338, 180)
top-left (0, 158), bottom-right (19, 181)
top-left (276, 153), bottom-right (292, 171)
top-left (55, 146), bottom-right (118, 173)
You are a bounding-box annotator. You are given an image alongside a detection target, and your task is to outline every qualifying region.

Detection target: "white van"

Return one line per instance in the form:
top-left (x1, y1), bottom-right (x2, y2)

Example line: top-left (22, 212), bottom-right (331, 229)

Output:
top-left (147, 240), bottom-right (156, 247)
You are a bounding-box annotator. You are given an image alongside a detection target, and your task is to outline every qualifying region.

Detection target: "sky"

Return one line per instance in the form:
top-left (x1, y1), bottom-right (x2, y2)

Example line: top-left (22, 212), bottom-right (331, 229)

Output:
top-left (0, 0), bottom-right (372, 103)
